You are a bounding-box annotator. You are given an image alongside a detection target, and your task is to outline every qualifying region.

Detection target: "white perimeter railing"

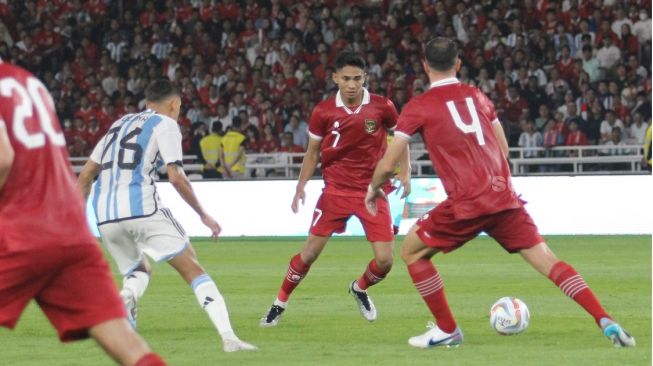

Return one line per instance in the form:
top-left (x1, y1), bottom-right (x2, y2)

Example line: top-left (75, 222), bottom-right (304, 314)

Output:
top-left (68, 144), bottom-right (649, 178)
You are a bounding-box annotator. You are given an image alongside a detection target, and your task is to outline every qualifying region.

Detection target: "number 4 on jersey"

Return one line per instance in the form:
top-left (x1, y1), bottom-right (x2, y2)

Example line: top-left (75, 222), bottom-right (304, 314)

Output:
top-left (446, 98), bottom-right (485, 146)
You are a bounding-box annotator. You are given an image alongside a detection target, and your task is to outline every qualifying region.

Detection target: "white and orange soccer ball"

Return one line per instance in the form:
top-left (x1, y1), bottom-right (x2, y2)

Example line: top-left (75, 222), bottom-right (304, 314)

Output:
top-left (489, 297), bottom-right (530, 335)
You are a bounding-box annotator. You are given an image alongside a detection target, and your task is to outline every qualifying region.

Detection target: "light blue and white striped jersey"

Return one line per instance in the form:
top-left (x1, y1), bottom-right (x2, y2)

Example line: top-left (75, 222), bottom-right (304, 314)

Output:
top-left (89, 109), bottom-right (183, 224)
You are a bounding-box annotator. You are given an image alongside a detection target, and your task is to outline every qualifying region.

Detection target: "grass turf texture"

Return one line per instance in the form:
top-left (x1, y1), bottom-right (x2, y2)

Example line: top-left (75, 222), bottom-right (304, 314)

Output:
top-left (2, 235), bottom-right (650, 365)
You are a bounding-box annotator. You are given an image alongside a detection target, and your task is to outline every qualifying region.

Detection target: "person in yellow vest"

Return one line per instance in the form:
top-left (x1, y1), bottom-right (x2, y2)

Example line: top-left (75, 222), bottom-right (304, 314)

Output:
top-left (642, 123), bottom-right (652, 171)
top-left (199, 121), bottom-right (223, 179)
top-left (220, 116), bottom-right (247, 179)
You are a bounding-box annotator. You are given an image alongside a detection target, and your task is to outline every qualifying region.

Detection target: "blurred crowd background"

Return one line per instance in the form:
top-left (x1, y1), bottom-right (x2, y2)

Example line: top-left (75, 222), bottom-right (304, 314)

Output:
top-left (0, 0), bottom-right (650, 162)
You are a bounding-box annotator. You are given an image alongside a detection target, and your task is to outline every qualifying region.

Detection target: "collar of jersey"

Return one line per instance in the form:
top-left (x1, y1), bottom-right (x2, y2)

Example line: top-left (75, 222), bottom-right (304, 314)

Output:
top-left (429, 77), bottom-right (460, 89)
top-left (335, 87), bottom-right (370, 115)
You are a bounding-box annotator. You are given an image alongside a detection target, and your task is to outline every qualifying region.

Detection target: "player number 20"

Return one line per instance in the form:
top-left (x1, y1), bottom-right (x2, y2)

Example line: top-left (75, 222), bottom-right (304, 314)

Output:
top-left (0, 77), bottom-right (65, 149)
top-left (446, 98), bottom-right (485, 146)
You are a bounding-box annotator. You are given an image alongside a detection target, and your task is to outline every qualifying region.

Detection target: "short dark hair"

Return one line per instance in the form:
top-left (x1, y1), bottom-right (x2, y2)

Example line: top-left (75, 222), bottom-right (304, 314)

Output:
top-left (145, 79), bottom-right (180, 103)
top-left (211, 121), bottom-right (223, 134)
top-left (231, 116), bottom-right (242, 128)
top-left (424, 37), bottom-right (459, 72)
top-left (334, 51), bottom-right (366, 71)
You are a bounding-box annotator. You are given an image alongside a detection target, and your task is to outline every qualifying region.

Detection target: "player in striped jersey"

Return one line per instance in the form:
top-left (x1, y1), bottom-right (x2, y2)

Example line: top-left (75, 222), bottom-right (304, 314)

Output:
top-left (0, 58), bottom-right (165, 366)
top-left (78, 79), bottom-right (256, 352)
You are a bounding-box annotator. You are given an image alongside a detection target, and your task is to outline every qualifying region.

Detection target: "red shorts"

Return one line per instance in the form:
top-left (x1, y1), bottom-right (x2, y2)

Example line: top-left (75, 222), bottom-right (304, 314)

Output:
top-left (0, 243), bottom-right (126, 342)
top-left (416, 200), bottom-right (544, 253)
top-left (309, 193), bottom-right (394, 242)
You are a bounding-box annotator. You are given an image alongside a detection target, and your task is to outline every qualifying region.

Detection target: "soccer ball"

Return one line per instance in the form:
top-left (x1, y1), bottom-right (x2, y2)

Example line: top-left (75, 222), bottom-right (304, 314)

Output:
top-left (489, 297), bottom-right (530, 335)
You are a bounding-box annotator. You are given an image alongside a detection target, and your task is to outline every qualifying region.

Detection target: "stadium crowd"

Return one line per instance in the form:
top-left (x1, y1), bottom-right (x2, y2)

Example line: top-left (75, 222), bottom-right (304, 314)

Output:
top-left (0, 0), bottom-right (650, 163)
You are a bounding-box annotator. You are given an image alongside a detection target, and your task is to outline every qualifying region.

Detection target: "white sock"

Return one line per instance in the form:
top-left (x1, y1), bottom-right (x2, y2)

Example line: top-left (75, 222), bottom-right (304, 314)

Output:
top-left (121, 271), bottom-right (150, 302)
top-left (191, 274), bottom-right (237, 341)
top-left (273, 298), bottom-right (288, 308)
top-left (353, 281), bottom-right (365, 293)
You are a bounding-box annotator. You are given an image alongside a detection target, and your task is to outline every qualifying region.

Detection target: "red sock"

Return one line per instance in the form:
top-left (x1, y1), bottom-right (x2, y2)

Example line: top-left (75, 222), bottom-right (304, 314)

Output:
top-left (135, 353), bottom-right (166, 366)
top-left (407, 259), bottom-right (457, 333)
top-left (357, 259), bottom-right (389, 290)
top-left (277, 254), bottom-right (311, 302)
top-left (548, 261), bottom-right (610, 327)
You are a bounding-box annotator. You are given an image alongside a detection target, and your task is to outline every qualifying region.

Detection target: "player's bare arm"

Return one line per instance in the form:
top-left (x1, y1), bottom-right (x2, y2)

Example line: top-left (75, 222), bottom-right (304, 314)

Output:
top-left (0, 119), bottom-right (14, 189)
top-left (292, 137), bottom-right (321, 213)
top-left (167, 163), bottom-right (221, 239)
top-left (493, 121), bottom-right (510, 158)
top-left (77, 159), bottom-right (101, 201)
top-left (366, 136), bottom-right (409, 215)
top-left (397, 144), bottom-right (411, 198)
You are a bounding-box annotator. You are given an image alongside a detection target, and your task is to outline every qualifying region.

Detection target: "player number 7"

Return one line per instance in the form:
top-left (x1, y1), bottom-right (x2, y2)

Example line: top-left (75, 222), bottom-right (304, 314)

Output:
top-left (331, 121), bottom-right (340, 148)
top-left (446, 98), bottom-right (485, 146)
top-left (312, 208), bottom-right (323, 227)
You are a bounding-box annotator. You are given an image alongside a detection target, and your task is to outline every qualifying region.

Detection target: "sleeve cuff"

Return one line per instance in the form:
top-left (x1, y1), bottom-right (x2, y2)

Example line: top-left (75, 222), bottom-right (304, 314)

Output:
top-left (394, 131), bottom-right (411, 140)
top-left (491, 118), bottom-right (500, 125)
top-left (308, 131), bottom-right (323, 141)
top-left (167, 160), bottom-right (183, 167)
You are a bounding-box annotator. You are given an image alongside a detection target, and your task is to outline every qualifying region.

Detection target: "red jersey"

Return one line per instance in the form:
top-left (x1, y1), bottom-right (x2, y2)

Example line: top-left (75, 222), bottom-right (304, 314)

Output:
top-left (308, 89), bottom-right (398, 197)
top-left (0, 63), bottom-right (95, 252)
top-left (395, 78), bottom-right (521, 219)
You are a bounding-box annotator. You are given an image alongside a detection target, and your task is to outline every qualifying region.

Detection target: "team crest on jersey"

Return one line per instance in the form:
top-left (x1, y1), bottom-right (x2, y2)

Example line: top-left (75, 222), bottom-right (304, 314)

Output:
top-left (364, 119), bottom-right (377, 134)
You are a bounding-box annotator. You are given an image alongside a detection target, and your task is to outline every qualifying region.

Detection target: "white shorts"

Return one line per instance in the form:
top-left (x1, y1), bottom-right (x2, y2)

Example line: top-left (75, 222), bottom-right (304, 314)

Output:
top-left (98, 208), bottom-right (189, 275)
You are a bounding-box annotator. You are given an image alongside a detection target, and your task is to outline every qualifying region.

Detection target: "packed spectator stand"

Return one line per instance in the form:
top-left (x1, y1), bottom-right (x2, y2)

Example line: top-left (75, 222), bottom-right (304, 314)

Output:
top-left (1, 0), bottom-right (650, 177)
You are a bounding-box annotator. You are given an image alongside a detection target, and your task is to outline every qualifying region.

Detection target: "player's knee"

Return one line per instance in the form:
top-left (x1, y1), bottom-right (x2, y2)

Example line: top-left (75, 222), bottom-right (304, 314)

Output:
top-left (520, 242), bottom-right (557, 275)
top-left (375, 257), bottom-right (393, 272)
top-left (300, 250), bottom-right (319, 265)
top-left (400, 227), bottom-right (427, 265)
top-left (400, 245), bottom-right (416, 264)
top-left (133, 261), bottom-right (151, 274)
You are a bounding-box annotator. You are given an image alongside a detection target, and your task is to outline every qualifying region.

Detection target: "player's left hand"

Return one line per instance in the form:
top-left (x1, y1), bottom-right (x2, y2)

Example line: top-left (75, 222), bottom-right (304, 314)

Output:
top-left (201, 213), bottom-right (222, 240)
top-left (291, 188), bottom-right (306, 214)
top-left (365, 184), bottom-right (387, 216)
top-left (395, 172), bottom-right (411, 199)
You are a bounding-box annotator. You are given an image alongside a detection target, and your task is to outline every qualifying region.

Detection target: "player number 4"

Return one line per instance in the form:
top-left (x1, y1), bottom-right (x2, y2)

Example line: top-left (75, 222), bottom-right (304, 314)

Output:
top-left (446, 98), bottom-right (485, 146)
top-left (0, 77), bottom-right (65, 149)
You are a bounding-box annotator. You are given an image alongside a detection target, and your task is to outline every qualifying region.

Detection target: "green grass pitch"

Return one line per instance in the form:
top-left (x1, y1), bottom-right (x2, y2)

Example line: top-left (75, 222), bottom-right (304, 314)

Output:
top-left (2, 235), bottom-right (650, 365)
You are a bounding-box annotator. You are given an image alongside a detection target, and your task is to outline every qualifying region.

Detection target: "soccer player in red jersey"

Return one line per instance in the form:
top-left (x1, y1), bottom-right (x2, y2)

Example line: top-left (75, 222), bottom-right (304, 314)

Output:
top-left (366, 38), bottom-right (635, 348)
top-left (0, 61), bottom-right (166, 366)
top-left (261, 51), bottom-right (411, 326)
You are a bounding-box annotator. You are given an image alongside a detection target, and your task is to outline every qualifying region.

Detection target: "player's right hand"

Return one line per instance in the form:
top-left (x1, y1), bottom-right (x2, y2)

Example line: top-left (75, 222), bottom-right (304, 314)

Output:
top-left (201, 213), bottom-right (222, 240)
top-left (291, 189), bottom-right (306, 214)
top-left (365, 184), bottom-right (387, 216)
